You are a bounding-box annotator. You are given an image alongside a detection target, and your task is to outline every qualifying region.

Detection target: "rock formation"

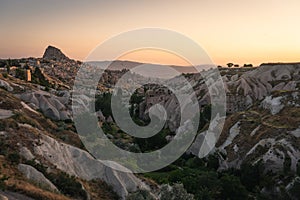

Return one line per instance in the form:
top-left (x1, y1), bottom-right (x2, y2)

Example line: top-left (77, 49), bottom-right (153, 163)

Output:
top-left (42, 46), bottom-right (70, 61)
top-left (33, 134), bottom-right (148, 199)
top-left (18, 164), bottom-right (59, 193)
top-left (20, 91), bottom-right (71, 121)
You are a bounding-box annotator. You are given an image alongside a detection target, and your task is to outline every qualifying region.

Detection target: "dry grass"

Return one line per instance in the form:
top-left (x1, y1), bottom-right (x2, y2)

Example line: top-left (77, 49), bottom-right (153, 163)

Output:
top-left (0, 156), bottom-right (70, 200)
top-left (81, 179), bottom-right (119, 200)
top-left (6, 179), bottom-right (70, 200)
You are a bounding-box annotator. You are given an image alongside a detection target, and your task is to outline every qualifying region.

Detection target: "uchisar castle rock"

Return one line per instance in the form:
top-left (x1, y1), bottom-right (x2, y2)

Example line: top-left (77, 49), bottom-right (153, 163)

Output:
top-left (0, 46), bottom-right (300, 199)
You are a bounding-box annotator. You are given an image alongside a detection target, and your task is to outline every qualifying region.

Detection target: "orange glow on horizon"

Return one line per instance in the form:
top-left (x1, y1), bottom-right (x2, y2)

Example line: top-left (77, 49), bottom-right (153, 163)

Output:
top-left (117, 49), bottom-right (192, 66)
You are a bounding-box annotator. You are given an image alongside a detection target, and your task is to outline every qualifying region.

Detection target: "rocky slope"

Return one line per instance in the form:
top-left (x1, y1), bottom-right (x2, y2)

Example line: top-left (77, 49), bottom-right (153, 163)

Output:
top-left (0, 74), bottom-right (149, 200)
top-left (136, 63), bottom-right (300, 173)
top-left (1, 46), bottom-right (300, 199)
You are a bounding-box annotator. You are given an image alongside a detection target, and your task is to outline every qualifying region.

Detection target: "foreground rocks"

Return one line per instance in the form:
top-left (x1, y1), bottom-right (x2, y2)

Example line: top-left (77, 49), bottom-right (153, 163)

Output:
top-left (18, 164), bottom-right (59, 193)
top-left (33, 133), bottom-right (148, 199)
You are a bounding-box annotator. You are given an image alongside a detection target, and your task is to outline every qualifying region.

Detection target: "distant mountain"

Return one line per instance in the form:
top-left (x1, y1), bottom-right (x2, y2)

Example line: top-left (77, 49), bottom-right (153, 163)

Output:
top-left (43, 46), bottom-right (70, 61)
top-left (87, 60), bottom-right (213, 79)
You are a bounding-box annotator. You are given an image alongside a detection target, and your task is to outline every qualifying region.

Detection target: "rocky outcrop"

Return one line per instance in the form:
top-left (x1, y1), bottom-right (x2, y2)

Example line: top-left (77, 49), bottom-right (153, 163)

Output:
top-left (20, 91), bottom-right (71, 121)
top-left (0, 109), bottom-right (13, 119)
top-left (43, 46), bottom-right (70, 61)
top-left (260, 96), bottom-right (284, 115)
top-left (19, 146), bottom-right (35, 161)
top-left (226, 63), bottom-right (300, 108)
top-left (18, 164), bottom-right (59, 192)
top-left (33, 134), bottom-right (148, 199)
top-left (0, 79), bottom-right (13, 92)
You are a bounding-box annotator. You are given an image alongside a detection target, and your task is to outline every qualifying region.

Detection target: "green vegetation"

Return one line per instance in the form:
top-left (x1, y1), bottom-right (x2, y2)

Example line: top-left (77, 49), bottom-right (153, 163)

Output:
top-left (95, 92), bottom-right (112, 117)
top-left (134, 128), bottom-right (170, 152)
top-left (127, 190), bottom-right (154, 200)
top-left (7, 152), bottom-right (21, 164)
top-left (25, 160), bottom-right (87, 199)
top-left (143, 154), bottom-right (295, 200)
top-left (0, 175), bottom-right (8, 191)
top-left (15, 68), bottom-right (25, 80)
top-left (47, 172), bottom-right (87, 199)
top-left (32, 67), bottom-right (51, 87)
top-left (160, 183), bottom-right (194, 200)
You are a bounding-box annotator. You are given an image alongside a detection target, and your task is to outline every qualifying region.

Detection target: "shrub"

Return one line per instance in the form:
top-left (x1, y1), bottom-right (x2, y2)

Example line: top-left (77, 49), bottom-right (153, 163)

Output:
top-left (220, 174), bottom-right (248, 200)
top-left (0, 175), bottom-right (8, 191)
top-left (7, 152), bottom-right (20, 164)
top-left (127, 190), bottom-right (154, 200)
top-left (47, 172), bottom-right (87, 199)
top-left (297, 161), bottom-right (300, 176)
top-left (159, 183), bottom-right (194, 200)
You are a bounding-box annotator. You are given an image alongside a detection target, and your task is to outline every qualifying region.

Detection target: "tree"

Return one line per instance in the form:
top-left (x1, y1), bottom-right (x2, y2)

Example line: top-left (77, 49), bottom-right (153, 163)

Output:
top-left (243, 64), bottom-right (253, 67)
top-left (220, 174), bottom-right (248, 200)
top-left (297, 160), bottom-right (300, 176)
top-left (6, 58), bottom-right (11, 74)
top-left (240, 161), bottom-right (264, 191)
top-left (95, 92), bottom-right (112, 117)
top-left (15, 68), bottom-right (25, 80)
top-left (227, 63), bottom-right (234, 68)
top-left (283, 156), bottom-right (291, 174)
top-left (33, 67), bottom-right (50, 87)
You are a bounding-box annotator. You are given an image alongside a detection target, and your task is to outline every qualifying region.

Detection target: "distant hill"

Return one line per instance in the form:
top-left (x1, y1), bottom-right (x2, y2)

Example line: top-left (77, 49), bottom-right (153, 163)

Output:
top-left (87, 60), bottom-right (213, 78)
top-left (43, 46), bottom-right (70, 61)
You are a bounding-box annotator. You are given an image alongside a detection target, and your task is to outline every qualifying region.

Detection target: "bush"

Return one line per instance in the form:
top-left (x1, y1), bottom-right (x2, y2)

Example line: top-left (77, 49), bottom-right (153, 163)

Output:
top-left (127, 190), bottom-right (154, 200)
top-left (0, 175), bottom-right (8, 191)
top-left (134, 128), bottom-right (169, 152)
top-left (7, 152), bottom-right (20, 164)
top-left (159, 183), bottom-right (194, 200)
top-left (220, 174), bottom-right (248, 200)
top-left (206, 154), bottom-right (219, 170)
top-left (0, 122), bottom-right (4, 131)
top-left (95, 93), bottom-right (112, 117)
top-left (47, 172), bottom-right (87, 199)
top-left (288, 178), bottom-right (300, 199)
top-left (297, 161), bottom-right (300, 176)
top-left (240, 161), bottom-right (264, 192)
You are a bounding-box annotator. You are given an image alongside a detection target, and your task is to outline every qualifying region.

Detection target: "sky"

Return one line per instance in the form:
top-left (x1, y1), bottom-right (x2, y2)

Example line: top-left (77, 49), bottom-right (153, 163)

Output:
top-left (0, 0), bottom-right (299, 66)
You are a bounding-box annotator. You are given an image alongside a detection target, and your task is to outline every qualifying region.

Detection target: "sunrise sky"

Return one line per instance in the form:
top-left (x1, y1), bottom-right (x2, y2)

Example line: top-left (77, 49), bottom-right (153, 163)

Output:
top-left (0, 0), bottom-right (299, 66)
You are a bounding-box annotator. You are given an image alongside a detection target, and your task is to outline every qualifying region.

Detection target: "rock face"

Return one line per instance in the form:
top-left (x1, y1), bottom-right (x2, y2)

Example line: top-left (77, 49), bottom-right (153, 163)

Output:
top-left (224, 63), bottom-right (300, 112)
top-left (18, 164), bottom-right (59, 192)
top-left (0, 79), bottom-right (13, 92)
top-left (260, 96), bottom-right (284, 115)
top-left (20, 91), bottom-right (71, 121)
top-left (0, 109), bottom-right (13, 119)
top-left (33, 134), bottom-right (147, 199)
top-left (42, 46), bottom-right (70, 61)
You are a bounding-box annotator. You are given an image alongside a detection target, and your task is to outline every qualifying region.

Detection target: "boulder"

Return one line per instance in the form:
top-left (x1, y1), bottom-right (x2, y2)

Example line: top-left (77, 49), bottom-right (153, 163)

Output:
top-left (0, 109), bottom-right (13, 119)
top-left (18, 164), bottom-right (59, 192)
top-left (20, 91), bottom-right (71, 120)
top-left (0, 79), bottom-right (13, 92)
